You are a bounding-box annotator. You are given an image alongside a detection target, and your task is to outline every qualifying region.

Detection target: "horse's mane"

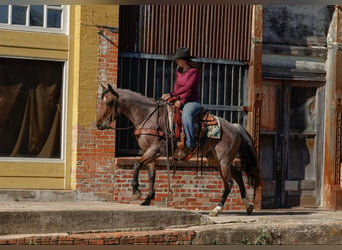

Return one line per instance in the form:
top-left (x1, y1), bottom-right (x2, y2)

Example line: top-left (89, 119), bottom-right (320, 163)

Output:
top-left (116, 88), bottom-right (157, 107)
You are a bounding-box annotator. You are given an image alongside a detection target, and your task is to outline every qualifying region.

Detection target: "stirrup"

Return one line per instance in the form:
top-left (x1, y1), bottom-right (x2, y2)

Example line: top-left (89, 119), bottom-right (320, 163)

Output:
top-left (172, 145), bottom-right (196, 161)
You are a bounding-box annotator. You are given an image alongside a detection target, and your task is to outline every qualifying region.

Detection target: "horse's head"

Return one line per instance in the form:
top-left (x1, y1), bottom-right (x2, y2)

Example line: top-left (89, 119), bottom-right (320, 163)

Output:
top-left (96, 84), bottom-right (120, 130)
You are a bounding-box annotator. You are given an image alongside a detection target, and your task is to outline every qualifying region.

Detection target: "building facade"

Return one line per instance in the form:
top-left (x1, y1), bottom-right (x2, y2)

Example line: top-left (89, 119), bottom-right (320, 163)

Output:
top-left (0, 5), bottom-right (341, 210)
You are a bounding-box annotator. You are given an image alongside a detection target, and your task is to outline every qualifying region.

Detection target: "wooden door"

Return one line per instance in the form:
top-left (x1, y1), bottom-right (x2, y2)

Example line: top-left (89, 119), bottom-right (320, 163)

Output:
top-left (260, 80), bottom-right (324, 208)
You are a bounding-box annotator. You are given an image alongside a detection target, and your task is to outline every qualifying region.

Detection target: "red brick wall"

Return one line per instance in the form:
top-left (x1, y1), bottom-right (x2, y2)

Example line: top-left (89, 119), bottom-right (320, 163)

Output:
top-left (75, 8), bottom-right (255, 211)
top-left (113, 158), bottom-right (255, 211)
top-left (75, 26), bottom-right (118, 201)
top-left (0, 230), bottom-right (196, 245)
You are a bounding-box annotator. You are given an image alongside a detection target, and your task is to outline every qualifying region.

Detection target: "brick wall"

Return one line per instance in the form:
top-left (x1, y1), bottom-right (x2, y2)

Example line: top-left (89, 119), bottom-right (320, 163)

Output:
top-left (114, 158), bottom-right (255, 211)
top-left (0, 230), bottom-right (196, 245)
top-left (72, 6), bottom-right (255, 211)
top-left (73, 6), bottom-right (119, 201)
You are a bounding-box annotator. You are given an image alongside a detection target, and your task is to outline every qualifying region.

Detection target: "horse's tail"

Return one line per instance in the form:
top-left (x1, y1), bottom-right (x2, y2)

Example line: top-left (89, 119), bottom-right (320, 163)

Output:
top-left (234, 124), bottom-right (261, 189)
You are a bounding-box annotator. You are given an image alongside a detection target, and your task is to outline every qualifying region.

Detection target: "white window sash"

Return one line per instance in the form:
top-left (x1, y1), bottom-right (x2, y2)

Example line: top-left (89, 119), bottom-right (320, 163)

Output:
top-left (0, 5), bottom-right (69, 34)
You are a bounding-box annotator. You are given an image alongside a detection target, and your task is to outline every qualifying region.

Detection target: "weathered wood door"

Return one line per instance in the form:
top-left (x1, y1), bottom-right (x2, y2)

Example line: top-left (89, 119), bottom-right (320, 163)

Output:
top-left (260, 80), bottom-right (325, 208)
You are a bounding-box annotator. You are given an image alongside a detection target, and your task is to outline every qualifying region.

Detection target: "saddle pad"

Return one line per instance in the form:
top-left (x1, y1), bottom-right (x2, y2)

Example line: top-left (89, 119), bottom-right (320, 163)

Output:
top-left (206, 115), bottom-right (221, 139)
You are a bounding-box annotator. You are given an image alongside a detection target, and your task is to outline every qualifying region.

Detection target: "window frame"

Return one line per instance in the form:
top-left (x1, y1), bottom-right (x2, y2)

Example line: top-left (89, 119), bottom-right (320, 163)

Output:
top-left (0, 5), bottom-right (69, 34)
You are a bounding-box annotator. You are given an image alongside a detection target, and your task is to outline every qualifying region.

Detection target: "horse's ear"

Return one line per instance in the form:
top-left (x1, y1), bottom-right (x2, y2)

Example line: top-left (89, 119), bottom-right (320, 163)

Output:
top-left (107, 84), bottom-right (119, 98)
top-left (101, 84), bottom-right (107, 90)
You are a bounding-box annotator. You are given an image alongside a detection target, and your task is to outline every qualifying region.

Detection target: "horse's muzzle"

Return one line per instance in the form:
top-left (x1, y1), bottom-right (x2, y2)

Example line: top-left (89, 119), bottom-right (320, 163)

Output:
top-left (96, 123), bottom-right (105, 130)
top-left (96, 120), bottom-right (112, 130)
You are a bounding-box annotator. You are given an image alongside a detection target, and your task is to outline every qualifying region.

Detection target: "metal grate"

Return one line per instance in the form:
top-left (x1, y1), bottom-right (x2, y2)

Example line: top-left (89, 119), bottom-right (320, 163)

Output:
top-left (117, 5), bottom-right (252, 156)
top-left (117, 53), bottom-right (248, 156)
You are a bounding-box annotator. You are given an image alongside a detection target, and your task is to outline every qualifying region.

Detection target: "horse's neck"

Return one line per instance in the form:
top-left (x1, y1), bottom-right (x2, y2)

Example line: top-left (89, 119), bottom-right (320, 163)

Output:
top-left (119, 98), bottom-right (156, 128)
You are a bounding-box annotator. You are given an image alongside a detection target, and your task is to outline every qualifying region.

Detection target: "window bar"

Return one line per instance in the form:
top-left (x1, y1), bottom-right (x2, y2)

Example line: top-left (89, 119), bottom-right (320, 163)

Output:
top-left (237, 66), bottom-right (242, 123)
top-left (26, 5), bottom-right (30, 27)
top-left (137, 58), bottom-right (141, 93)
top-left (43, 5), bottom-right (48, 28)
top-left (209, 63), bottom-right (212, 107)
top-left (216, 64), bottom-right (220, 115)
top-left (128, 57), bottom-right (132, 90)
top-left (8, 5), bottom-right (12, 25)
top-left (223, 64), bottom-right (228, 120)
top-left (144, 59), bottom-right (149, 96)
top-left (153, 59), bottom-right (157, 98)
top-left (162, 60), bottom-right (166, 94)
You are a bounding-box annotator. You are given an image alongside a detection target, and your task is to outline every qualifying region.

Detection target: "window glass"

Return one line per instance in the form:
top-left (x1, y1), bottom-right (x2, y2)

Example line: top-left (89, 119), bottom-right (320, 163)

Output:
top-left (0, 6), bottom-right (8, 23)
top-left (47, 9), bottom-right (62, 28)
top-left (0, 5), bottom-right (67, 34)
top-left (12, 5), bottom-right (27, 25)
top-left (0, 58), bottom-right (63, 158)
top-left (30, 5), bottom-right (43, 26)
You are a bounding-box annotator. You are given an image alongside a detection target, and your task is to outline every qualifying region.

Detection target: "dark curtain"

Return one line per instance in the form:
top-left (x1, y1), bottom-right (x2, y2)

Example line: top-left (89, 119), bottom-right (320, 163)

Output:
top-left (0, 58), bottom-right (63, 158)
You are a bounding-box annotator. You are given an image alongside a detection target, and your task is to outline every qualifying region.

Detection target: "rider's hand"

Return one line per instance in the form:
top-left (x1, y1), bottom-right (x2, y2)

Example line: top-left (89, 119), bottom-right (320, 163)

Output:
top-left (174, 100), bottom-right (182, 109)
top-left (161, 93), bottom-right (171, 100)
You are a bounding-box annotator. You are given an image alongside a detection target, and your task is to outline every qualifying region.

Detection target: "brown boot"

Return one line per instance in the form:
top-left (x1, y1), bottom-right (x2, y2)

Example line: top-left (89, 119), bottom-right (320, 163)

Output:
top-left (172, 146), bottom-right (193, 161)
top-left (181, 146), bottom-right (195, 161)
top-left (172, 148), bottom-right (186, 160)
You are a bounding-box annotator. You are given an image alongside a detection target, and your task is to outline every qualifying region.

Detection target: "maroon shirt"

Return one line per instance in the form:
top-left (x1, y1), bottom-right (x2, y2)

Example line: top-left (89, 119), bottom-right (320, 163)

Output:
top-left (171, 67), bottom-right (200, 104)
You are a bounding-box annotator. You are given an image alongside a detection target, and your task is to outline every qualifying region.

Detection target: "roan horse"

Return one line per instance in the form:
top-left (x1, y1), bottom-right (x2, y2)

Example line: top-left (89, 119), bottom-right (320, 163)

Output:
top-left (96, 84), bottom-right (260, 216)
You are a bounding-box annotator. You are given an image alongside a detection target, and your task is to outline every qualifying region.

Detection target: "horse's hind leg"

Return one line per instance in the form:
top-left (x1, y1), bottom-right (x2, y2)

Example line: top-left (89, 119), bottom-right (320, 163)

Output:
top-left (141, 162), bottom-right (156, 206)
top-left (231, 166), bottom-right (254, 215)
top-left (209, 162), bottom-right (234, 217)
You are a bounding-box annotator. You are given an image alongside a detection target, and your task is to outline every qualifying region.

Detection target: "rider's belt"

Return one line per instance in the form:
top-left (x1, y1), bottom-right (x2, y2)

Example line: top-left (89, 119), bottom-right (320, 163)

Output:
top-left (134, 128), bottom-right (165, 138)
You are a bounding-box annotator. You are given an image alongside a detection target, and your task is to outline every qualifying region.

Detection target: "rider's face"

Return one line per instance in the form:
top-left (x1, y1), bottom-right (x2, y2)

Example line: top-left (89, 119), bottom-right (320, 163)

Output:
top-left (175, 58), bottom-right (189, 68)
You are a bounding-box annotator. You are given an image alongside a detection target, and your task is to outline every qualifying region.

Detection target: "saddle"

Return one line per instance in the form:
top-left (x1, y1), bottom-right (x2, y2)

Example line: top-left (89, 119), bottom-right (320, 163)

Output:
top-left (173, 106), bottom-right (219, 151)
top-left (134, 100), bottom-right (220, 161)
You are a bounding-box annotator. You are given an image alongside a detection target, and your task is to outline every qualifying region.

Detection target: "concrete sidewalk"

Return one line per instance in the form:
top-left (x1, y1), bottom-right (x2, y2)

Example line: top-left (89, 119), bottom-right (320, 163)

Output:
top-left (0, 201), bottom-right (201, 235)
top-left (0, 201), bottom-right (342, 245)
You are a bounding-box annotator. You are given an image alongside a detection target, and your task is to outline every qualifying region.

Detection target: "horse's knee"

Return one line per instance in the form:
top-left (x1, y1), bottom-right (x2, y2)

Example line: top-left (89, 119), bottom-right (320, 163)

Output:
top-left (228, 179), bottom-right (234, 188)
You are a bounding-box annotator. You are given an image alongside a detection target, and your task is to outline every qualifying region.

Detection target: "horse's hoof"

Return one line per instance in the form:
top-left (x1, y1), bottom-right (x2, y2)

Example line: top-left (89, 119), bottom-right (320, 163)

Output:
top-left (209, 210), bottom-right (218, 217)
top-left (141, 199), bottom-right (151, 206)
top-left (209, 206), bottom-right (222, 217)
top-left (246, 204), bottom-right (254, 215)
top-left (172, 148), bottom-right (185, 161)
top-left (132, 190), bottom-right (142, 200)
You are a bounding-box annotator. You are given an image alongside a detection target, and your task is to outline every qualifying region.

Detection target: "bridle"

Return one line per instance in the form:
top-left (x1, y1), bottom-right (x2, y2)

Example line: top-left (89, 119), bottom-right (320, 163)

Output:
top-left (102, 97), bottom-right (166, 131)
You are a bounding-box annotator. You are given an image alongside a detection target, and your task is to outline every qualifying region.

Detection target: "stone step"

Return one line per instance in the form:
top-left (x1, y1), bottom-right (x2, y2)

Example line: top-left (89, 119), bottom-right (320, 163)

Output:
top-left (0, 201), bottom-right (202, 235)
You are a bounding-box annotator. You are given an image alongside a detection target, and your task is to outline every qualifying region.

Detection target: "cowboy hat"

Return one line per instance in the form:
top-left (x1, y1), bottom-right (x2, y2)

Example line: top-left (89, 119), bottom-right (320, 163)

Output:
top-left (168, 48), bottom-right (195, 60)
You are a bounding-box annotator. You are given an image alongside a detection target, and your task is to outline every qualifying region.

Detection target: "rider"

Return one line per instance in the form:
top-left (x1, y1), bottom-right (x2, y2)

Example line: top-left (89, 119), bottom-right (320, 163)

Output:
top-left (161, 48), bottom-right (202, 158)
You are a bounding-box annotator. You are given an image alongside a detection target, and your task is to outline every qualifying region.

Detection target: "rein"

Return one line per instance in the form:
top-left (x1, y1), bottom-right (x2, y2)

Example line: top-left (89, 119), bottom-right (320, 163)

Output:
top-left (107, 99), bottom-right (165, 131)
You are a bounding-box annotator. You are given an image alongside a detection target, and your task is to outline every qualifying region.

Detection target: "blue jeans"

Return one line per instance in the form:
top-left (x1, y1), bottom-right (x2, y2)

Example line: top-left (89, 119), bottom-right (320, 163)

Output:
top-left (182, 101), bottom-right (201, 148)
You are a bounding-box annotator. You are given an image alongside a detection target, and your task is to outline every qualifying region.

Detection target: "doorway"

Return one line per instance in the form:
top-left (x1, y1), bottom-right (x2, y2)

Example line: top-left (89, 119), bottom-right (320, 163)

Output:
top-left (260, 80), bottom-right (325, 208)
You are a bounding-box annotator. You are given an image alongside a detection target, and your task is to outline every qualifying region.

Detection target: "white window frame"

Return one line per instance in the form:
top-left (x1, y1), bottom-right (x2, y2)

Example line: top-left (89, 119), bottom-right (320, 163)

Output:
top-left (0, 5), bottom-right (69, 34)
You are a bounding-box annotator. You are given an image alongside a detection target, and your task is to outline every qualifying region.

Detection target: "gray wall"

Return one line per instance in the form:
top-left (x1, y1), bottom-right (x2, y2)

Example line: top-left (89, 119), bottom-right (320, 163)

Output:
top-left (263, 5), bottom-right (333, 46)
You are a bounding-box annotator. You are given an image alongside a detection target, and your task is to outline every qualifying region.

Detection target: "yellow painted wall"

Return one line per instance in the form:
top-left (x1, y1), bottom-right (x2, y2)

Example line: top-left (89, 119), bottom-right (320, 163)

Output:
top-left (0, 8), bottom-right (70, 189)
top-left (0, 5), bottom-right (119, 190)
top-left (76, 5), bottom-right (119, 127)
top-left (69, 5), bottom-right (119, 190)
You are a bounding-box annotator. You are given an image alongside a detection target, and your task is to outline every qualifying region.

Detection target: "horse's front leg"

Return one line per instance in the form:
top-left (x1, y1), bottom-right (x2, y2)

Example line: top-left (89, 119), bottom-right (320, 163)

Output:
top-left (141, 162), bottom-right (156, 206)
top-left (132, 161), bottom-right (142, 200)
top-left (134, 142), bottom-right (163, 206)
